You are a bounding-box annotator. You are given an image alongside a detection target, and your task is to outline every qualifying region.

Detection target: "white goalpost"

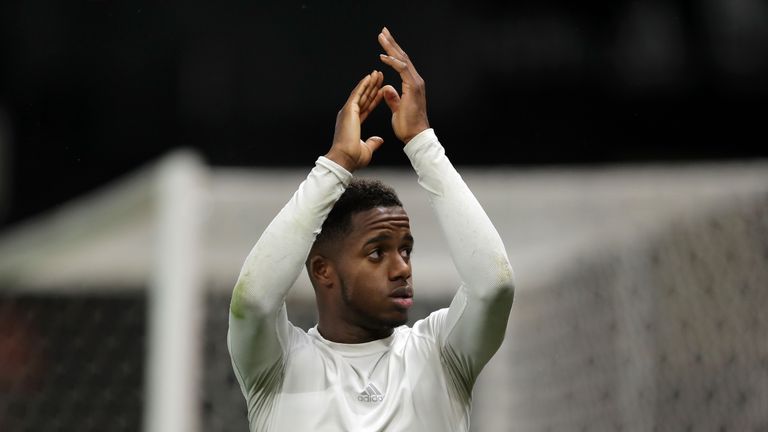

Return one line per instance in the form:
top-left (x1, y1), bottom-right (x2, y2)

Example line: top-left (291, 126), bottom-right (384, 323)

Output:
top-left (143, 151), bottom-right (207, 432)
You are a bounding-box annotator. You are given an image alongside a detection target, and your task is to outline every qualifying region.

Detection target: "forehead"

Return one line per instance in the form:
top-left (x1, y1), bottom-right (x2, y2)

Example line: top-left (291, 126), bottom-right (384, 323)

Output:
top-left (348, 206), bottom-right (411, 237)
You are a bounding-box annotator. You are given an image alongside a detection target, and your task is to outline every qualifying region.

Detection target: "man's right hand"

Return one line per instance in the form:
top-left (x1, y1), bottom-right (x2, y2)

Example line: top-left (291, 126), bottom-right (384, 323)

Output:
top-left (325, 70), bottom-right (385, 173)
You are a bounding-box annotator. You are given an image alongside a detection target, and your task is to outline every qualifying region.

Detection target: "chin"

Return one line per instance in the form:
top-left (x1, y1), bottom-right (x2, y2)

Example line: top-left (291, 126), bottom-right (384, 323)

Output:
top-left (383, 314), bottom-right (409, 328)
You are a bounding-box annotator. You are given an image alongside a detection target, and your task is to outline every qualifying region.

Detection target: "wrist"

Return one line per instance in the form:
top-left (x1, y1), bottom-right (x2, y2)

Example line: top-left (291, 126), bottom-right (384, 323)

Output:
top-left (401, 124), bottom-right (430, 144)
top-left (324, 148), bottom-right (357, 173)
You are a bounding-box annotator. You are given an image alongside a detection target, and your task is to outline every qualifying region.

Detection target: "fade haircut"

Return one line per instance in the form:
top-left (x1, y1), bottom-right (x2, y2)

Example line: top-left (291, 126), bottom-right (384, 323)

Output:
top-left (313, 178), bottom-right (403, 251)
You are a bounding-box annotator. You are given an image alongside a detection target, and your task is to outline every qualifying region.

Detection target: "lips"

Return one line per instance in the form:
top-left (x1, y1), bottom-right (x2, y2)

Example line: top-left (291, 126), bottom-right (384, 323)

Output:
top-left (389, 286), bottom-right (413, 298)
top-left (389, 286), bottom-right (413, 309)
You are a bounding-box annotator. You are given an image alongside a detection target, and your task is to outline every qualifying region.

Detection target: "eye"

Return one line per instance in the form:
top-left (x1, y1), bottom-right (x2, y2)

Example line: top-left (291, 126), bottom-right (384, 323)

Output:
top-left (399, 247), bottom-right (412, 260)
top-left (368, 249), bottom-right (382, 260)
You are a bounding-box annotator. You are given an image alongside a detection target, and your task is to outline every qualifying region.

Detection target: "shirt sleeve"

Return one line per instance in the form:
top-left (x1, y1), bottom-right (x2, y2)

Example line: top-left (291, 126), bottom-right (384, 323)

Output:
top-left (227, 156), bottom-right (352, 394)
top-left (404, 129), bottom-right (515, 394)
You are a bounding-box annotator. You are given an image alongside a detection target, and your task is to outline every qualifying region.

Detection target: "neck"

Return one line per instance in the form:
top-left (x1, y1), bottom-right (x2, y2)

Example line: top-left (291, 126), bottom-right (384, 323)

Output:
top-left (317, 319), bottom-right (394, 344)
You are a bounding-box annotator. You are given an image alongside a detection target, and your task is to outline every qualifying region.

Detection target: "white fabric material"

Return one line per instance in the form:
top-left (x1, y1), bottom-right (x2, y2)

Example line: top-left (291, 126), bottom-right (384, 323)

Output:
top-left (228, 129), bottom-right (515, 431)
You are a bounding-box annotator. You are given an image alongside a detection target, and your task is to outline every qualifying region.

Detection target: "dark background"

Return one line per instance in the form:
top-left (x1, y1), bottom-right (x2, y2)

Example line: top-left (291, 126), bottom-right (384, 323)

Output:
top-left (1, 0), bottom-right (766, 228)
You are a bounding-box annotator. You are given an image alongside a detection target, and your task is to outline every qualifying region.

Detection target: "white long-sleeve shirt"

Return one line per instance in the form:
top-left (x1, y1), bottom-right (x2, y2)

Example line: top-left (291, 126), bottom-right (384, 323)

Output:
top-left (228, 129), bottom-right (515, 431)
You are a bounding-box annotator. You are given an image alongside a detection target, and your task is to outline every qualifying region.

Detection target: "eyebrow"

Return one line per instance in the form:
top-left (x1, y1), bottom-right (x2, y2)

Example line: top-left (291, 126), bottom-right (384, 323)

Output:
top-left (363, 233), bottom-right (414, 246)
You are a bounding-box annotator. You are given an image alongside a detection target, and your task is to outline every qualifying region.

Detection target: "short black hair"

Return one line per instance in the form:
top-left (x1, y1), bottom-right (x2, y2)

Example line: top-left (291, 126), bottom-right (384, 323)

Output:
top-left (314, 178), bottom-right (403, 250)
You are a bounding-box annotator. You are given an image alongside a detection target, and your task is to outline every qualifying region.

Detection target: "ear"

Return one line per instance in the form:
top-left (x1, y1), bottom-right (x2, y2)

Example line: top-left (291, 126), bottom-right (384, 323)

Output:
top-left (309, 255), bottom-right (336, 288)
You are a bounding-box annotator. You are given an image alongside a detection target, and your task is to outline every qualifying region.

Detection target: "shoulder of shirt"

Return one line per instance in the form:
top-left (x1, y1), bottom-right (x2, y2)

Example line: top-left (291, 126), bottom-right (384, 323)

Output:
top-left (281, 322), bottom-right (315, 355)
top-left (395, 308), bottom-right (449, 344)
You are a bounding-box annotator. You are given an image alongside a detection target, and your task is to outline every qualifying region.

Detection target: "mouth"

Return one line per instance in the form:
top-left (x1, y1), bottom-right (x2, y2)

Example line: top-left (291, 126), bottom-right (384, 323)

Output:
top-left (389, 286), bottom-right (414, 309)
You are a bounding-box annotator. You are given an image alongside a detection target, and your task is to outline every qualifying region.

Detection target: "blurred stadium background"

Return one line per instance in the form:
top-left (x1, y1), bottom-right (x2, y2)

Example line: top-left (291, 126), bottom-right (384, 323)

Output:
top-left (1, 0), bottom-right (767, 431)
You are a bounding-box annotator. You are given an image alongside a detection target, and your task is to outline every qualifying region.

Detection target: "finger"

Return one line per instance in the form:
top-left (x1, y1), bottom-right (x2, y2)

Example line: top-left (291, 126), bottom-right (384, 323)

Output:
top-left (348, 74), bottom-right (372, 106)
top-left (358, 71), bottom-right (376, 108)
top-left (379, 54), bottom-right (421, 93)
top-left (380, 85), bottom-right (401, 113)
top-left (378, 32), bottom-right (408, 66)
top-left (374, 69), bottom-right (384, 91)
top-left (363, 136), bottom-right (384, 154)
top-left (379, 27), bottom-right (407, 59)
top-left (358, 70), bottom-right (381, 113)
top-left (378, 37), bottom-right (422, 88)
top-left (360, 79), bottom-right (385, 123)
top-left (379, 54), bottom-right (407, 74)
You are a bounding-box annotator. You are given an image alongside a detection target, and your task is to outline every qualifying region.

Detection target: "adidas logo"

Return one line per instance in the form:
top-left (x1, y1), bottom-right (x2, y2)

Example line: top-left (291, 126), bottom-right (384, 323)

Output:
top-left (357, 383), bottom-right (385, 403)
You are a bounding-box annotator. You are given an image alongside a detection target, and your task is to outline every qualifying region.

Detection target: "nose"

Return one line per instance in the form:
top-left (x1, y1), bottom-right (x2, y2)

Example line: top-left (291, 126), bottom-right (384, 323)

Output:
top-left (389, 253), bottom-right (411, 281)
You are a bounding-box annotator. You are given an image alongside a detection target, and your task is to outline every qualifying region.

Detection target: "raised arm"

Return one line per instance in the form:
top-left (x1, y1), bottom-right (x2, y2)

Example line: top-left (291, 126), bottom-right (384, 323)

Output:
top-left (378, 28), bottom-right (515, 384)
top-left (228, 71), bottom-right (386, 391)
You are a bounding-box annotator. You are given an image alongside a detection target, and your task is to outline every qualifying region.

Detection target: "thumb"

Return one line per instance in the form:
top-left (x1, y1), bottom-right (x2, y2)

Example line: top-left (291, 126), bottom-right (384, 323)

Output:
top-left (363, 136), bottom-right (385, 153)
top-left (380, 85), bottom-right (400, 112)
